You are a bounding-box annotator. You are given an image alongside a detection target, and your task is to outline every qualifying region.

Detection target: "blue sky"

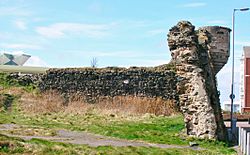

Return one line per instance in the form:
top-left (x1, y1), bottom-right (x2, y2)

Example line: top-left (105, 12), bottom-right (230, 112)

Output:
top-left (0, 0), bottom-right (250, 105)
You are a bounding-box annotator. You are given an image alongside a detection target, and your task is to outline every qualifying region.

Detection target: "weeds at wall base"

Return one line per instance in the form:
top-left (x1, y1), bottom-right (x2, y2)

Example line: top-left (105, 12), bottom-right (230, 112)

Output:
top-left (19, 90), bottom-right (178, 117)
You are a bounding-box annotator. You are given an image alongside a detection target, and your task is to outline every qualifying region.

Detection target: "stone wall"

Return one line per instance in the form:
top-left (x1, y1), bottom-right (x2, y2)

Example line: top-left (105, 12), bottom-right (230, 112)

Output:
top-left (198, 26), bottom-right (230, 74)
top-left (13, 20), bottom-right (230, 141)
top-left (168, 21), bottom-right (229, 141)
top-left (39, 66), bottom-right (178, 103)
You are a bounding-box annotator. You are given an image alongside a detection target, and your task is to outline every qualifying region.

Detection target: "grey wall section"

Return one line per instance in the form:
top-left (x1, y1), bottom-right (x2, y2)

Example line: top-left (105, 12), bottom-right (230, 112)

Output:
top-left (39, 66), bottom-right (178, 103)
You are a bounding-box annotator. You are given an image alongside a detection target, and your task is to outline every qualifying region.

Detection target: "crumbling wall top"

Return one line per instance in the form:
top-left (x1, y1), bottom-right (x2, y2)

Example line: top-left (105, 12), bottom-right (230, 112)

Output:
top-left (167, 21), bottom-right (197, 51)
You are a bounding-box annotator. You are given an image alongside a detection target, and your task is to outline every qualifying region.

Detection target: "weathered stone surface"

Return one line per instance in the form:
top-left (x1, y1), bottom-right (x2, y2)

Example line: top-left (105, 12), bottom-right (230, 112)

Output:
top-left (7, 73), bottom-right (42, 86)
top-left (168, 21), bottom-right (229, 141)
top-left (198, 26), bottom-right (231, 74)
top-left (39, 66), bottom-right (178, 103)
top-left (8, 20), bottom-right (230, 141)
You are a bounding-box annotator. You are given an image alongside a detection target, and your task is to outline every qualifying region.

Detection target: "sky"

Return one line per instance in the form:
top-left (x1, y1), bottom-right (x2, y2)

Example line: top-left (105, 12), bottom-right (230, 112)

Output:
top-left (0, 0), bottom-right (250, 106)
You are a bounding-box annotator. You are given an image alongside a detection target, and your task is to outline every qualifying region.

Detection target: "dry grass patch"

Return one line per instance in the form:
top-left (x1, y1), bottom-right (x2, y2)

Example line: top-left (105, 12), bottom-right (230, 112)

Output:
top-left (0, 87), bottom-right (25, 96)
top-left (93, 96), bottom-right (177, 116)
top-left (19, 91), bottom-right (178, 117)
top-left (20, 91), bottom-right (65, 114)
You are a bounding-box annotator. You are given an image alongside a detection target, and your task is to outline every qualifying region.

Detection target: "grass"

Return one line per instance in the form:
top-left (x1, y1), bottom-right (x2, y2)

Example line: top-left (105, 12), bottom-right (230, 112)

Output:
top-left (0, 72), bottom-right (237, 154)
top-left (0, 134), bottom-right (222, 155)
top-left (0, 72), bottom-right (37, 93)
top-left (0, 108), bottom-right (236, 154)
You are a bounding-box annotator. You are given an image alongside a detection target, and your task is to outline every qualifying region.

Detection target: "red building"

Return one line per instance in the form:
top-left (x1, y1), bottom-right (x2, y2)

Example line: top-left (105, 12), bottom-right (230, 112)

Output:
top-left (242, 46), bottom-right (250, 112)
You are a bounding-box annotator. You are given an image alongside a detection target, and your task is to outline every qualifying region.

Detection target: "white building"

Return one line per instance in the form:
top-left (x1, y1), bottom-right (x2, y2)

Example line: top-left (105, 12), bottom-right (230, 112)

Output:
top-left (0, 53), bottom-right (31, 66)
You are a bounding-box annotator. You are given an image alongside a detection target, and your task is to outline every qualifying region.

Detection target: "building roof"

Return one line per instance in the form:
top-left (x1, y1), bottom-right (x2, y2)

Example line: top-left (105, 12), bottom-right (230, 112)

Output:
top-left (0, 53), bottom-right (31, 66)
top-left (244, 46), bottom-right (250, 58)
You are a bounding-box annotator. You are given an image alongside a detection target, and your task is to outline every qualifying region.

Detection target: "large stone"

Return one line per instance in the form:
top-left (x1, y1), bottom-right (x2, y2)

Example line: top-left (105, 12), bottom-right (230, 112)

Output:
top-left (168, 21), bottom-right (229, 141)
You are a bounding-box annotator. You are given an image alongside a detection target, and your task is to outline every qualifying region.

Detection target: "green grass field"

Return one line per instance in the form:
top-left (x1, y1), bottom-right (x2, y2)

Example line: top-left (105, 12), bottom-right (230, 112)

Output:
top-left (0, 133), bottom-right (222, 155)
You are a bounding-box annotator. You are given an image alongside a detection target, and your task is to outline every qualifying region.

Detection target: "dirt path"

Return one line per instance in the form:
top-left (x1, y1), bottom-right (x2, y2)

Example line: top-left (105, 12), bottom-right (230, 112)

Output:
top-left (0, 124), bottom-right (202, 150)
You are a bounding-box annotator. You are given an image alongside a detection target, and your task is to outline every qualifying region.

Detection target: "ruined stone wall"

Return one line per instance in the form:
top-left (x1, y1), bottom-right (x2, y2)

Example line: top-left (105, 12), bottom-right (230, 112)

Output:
top-left (26, 21), bottom-right (230, 141)
top-left (39, 66), bottom-right (178, 102)
top-left (198, 26), bottom-right (230, 74)
top-left (168, 21), bottom-right (230, 141)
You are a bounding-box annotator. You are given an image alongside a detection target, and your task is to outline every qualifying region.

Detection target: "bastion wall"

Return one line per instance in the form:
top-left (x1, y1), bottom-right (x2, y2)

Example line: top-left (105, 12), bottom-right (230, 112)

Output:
top-left (39, 66), bottom-right (178, 103)
top-left (8, 21), bottom-right (231, 141)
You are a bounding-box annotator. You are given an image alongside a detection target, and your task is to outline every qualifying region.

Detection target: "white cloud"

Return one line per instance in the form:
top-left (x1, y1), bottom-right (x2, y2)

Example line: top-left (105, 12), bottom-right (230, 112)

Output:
top-left (36, 22), bottom-right (114, 38)
top-left (1, 43), bottom-right (41, 50)
top-left (13, 20), bottom-right (27, 30)
top-left (24, 56), bottom-right (48, 67)
top-left (181, 2), bottom-right (207, 8)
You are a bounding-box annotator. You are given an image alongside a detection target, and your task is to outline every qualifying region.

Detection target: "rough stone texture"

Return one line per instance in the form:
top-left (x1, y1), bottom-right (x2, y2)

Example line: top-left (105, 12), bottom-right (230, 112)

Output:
top-left (7, 73), bottom-right (42, 86)
top-left (198, 26), bottom-right (230, 74)
top-left (39, 66), bottom-right (178, 103)
top-left (9, 20), bottom-right (230, 141)
top-left (168, 21), bottom-right (229, 141)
